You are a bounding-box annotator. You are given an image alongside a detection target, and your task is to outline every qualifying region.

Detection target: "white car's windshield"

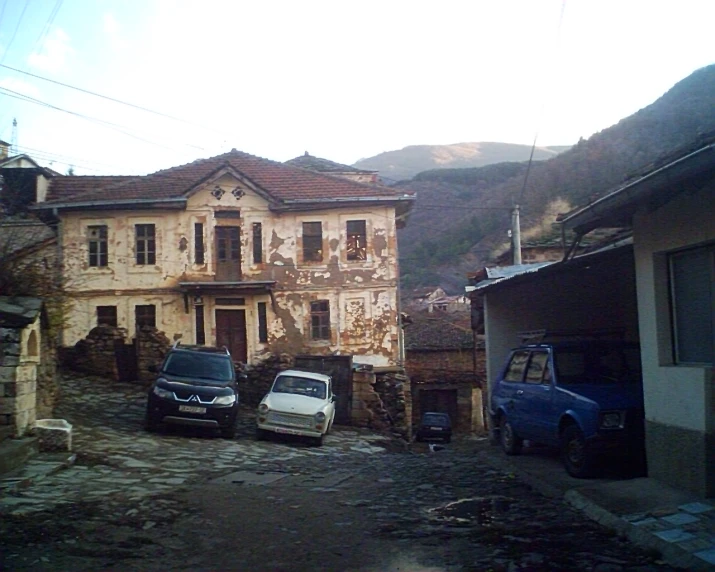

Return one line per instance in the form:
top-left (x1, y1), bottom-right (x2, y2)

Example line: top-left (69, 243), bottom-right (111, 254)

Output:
top-left (272, 376), bottom-right (326, 399)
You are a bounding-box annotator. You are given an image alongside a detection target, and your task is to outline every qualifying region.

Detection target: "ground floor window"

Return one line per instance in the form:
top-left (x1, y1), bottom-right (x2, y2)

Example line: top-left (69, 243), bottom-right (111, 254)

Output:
top-left (310, 300), bottom-right (330, 340)
top-left (135, 304), bottom-right (156, 329)
top-left (669, 244), bottom-right (715, 364)
top-left (97, 306), bottom-right (117, 327)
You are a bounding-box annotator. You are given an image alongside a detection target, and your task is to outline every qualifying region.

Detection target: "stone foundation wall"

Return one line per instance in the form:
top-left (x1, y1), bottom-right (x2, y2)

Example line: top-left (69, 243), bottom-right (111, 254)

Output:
top-left (68, 325), bottom-right (126, 380)
top-left (351, 369), bottom-right (411, 439)
top-left (0, 326), bottom-right (37, 437)
top-left (136, 327), bottom-right (171, 382)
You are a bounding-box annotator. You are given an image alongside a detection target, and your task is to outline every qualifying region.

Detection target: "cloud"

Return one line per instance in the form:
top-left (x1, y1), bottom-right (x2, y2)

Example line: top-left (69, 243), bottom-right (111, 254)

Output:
top-left (103, 13), bottom-right (128, 52)
top-left (27, 28), bottom-right (74, 73)
top-left (0, 77), bottom-right (42, 99)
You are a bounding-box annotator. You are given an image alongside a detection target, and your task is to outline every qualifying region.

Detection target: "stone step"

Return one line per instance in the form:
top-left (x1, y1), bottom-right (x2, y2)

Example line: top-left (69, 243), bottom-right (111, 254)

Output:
top-left (0, 436), bottom-right (39, 477)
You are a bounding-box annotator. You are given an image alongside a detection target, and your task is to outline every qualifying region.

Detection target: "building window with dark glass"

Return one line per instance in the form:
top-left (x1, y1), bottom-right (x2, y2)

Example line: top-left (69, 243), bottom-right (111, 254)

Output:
top-left (135, 305), bottom-right (156, 329)
top-left (88, 225), bottom-right (108, 267)
top-left (135, 224), bottom-right (156, 265)
top-left (195, 223), bottom-right (205, 264)
top-left (669, 245), bottom-right (715, 364)
top-left (258, 301), bottom-right (268, 343)
top-left (253, 223), bottom-right (263, 264)
top-left (310, 300), bottom-right (330, 340)
top-left (346, 220), bottom-right (367, 261)
top-left (195, 304), bottom-right (206, 345)
top-left (96, 306), bottom-right (117, 327)
top-left (302, 222), bottom-right (323, 262)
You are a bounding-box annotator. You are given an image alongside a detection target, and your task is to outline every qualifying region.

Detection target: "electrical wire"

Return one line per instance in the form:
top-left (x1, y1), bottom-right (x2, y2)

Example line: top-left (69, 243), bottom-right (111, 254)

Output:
top-left (0, 0), bottom-right (27, 65)
top-left (0, 62), bottom-right (230, 136)
top-left (30, 0), bottom-right (63, 60)
top-left (0, 85), bottom-right (206, 151)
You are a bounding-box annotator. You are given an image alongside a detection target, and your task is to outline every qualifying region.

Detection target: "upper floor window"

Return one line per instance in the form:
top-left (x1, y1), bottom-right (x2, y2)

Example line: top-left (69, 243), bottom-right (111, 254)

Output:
top-left (195, 223), bottom-right (205, 264)
top-left (257, 301), bottom-right (268, 343)
top-left (253, 223), bottom-right (263, 264)
top-left (303, 222), bottom-right (323, 262)
top-left (88, 225), bottom-right (108, 267)
top-left (135, 224), bottom-right (156, 265)
top-left (669, 245), bottom-right (714, 364)
top-left (310, 300), bottom-right (331, 340)
top-left (346, 220), bottom-right (367, 261)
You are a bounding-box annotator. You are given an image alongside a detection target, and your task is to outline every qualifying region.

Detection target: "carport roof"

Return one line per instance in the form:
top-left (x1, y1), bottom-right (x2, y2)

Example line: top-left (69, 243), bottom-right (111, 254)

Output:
top-left (560, 139), bottom-right (715, 236)
top-left (469, 239), bottom-right (632, 294)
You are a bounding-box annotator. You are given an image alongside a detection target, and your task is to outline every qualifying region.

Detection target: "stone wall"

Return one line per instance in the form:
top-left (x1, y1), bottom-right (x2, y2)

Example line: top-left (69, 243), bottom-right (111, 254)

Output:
top-left (136, 327), bottom-right (171, 382)
top-left (0, 325), bottom-right (37, 437)
top-left (69, 325), bottom-right (126, 380)
top-left (351, 369), bottom-right (411, 439)
top-left (241, 354), bottom-right (293, 407)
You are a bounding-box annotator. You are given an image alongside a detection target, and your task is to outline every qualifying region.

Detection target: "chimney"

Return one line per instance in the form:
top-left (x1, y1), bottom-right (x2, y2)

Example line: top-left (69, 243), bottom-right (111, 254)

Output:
top-left (0, 140), bottom-right (9, 160)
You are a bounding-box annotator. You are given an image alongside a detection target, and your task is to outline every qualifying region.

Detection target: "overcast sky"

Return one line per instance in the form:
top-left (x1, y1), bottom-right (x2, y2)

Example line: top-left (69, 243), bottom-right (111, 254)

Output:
top-left (0, 0), bottom-right (713, 176)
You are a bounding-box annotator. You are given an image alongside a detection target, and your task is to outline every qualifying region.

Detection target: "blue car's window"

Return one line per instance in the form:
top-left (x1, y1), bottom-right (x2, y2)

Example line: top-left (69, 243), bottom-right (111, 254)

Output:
top-left (525, 351), bottom-right (550, 384)
top-left (422, 413), bottom-right (450, 426)
top-left (504, 350), bottom-right (530, 382)
top-left (554, 345), bottom-right (642, 385)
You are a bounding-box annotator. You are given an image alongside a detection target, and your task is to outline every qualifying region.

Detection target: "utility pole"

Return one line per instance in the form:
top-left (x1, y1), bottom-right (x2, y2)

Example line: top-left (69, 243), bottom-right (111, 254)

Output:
top-left (511, 204), bottom-right (522, 265)
top-left (11, 118), bottom-right (17, 155)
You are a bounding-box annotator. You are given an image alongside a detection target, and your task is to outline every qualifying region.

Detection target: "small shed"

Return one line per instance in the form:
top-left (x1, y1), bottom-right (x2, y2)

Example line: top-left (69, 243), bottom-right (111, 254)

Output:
top-left (0, 296), bottom-right (46, 438)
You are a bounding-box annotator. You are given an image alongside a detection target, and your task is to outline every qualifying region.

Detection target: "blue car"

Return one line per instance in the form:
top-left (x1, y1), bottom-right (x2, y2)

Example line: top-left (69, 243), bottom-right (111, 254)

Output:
top-left (489, 340), bottom-right (645, 477)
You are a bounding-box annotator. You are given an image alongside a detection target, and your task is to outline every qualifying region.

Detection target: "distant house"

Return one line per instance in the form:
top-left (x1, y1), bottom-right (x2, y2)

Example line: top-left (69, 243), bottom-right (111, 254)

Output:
top-left (0, 140), bottom-right (60, 215)
top-left (472, 136), bottom-right (715, 497)
top-left (404, 310), bottom-right (485, 433)
top-left (285, 152), bottom-right (379, 185)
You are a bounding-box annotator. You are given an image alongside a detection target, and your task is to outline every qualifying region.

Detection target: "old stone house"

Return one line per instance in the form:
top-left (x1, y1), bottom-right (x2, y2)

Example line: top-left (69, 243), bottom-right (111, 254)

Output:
top-left (404, 310), bottom-right (486, 433)
top-left (31, 149), bottom-right (414, 433)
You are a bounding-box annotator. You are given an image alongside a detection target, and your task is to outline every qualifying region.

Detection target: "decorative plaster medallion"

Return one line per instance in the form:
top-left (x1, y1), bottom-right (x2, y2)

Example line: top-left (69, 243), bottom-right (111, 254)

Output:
top-left (232, 187), bottom-right (245, 200)
top-left (211, 186), bottom-right (225, 200)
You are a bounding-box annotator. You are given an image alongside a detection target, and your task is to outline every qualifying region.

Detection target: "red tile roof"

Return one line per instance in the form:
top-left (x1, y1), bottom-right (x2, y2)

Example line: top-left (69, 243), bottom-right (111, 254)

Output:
top-left (45, 149), bottom-right (412, 207)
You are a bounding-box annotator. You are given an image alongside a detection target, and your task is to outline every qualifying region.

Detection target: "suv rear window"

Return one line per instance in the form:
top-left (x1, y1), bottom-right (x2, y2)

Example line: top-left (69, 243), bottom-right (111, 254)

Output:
top-left (163, 352), bottom-right (234, 381)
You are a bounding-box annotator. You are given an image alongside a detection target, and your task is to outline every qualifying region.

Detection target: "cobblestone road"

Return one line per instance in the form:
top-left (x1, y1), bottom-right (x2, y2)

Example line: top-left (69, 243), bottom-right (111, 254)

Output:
top-left (0, 376), bottom-right (685, 571)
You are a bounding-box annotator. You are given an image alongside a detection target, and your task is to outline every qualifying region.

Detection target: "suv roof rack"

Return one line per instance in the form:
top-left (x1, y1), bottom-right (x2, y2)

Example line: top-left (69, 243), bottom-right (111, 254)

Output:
top-left (517, 328), bottom-right (626, 344)
top-left (171, 341), bottom-right (230, 355)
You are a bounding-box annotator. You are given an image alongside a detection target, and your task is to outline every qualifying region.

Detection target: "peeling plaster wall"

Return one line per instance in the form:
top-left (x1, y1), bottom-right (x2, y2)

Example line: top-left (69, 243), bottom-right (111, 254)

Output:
top-left (60, 174), bottom-right (402, 366)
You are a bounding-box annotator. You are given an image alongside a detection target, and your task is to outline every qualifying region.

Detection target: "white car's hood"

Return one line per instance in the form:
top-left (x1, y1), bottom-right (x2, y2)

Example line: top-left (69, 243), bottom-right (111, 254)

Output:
top-left (264, 393), bottom-right (325, 416)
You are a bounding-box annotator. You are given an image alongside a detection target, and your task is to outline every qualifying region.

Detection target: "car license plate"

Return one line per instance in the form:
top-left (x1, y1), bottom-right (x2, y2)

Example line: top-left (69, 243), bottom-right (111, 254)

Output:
top-left (179, 405), bottom-right (206, 414)
top-left (275, 427), bottom-right (300, 435)
top-left (430, 427), bottom-right (443, 431)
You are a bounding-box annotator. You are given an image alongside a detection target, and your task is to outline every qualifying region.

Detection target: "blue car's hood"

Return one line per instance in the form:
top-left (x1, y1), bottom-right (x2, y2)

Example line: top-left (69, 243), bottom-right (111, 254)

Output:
top-left (559, 382), bottom-right (644, 409)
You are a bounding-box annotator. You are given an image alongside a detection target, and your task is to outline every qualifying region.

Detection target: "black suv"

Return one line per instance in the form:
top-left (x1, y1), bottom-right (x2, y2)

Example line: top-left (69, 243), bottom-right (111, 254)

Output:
top-left (145, 343), bottom-right (241, 439)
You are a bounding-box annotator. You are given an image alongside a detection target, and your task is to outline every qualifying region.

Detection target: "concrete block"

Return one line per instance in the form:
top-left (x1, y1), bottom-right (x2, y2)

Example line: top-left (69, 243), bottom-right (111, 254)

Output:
top-left (0, 366), bottom-right (18, 382)
top-left (34, 419), bottom-right (73, 452)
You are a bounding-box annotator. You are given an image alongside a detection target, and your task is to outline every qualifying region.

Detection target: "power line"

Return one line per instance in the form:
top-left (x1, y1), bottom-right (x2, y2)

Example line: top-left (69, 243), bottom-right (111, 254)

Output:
top-left (0, 85), bottom-right (206, 152)
top-left (0, 0), bottom-right (28, 65)
top-left (0, 62), bottom-right (229, 136)
top-left (31, 0), bottom-right (64, 59)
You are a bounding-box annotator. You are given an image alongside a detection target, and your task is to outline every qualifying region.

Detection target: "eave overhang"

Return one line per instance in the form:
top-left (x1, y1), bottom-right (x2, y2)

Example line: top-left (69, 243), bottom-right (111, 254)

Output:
top-left (560, 143), bottom-right (715, 236)
top-left (178, 281), bottom-right (276, 296)
top-left (30, 197), bottom-right (187, 212)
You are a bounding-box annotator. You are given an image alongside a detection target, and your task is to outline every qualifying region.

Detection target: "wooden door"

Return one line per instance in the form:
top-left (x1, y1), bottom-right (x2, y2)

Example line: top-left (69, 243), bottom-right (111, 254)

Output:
top-left (216, 226), bottom-right (241, 281)
top-left (215, 309), bottom-right (248, 363)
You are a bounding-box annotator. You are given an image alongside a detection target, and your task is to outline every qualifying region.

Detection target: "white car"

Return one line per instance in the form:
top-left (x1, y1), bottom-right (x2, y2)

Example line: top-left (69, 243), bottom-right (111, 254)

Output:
top-left (256, 369), bottom-right (336, 446)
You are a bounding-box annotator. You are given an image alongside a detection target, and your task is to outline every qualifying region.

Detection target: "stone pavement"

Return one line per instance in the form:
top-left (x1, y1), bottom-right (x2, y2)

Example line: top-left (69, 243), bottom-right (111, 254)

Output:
top-left (480, 441), bottom-right (715, 571)
top-left (0, 374), bottom-right (711, 571)
top-left (0, 375), bottom-right (392, 517)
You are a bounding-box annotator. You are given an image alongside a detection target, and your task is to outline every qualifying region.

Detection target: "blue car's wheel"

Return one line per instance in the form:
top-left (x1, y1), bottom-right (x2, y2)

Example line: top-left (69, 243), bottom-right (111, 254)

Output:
top-left (562, 424), bottom-right (595, 478)
top-left (500, 416), bottom-right (522, 455)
